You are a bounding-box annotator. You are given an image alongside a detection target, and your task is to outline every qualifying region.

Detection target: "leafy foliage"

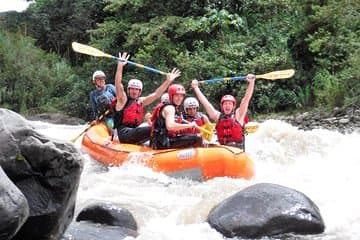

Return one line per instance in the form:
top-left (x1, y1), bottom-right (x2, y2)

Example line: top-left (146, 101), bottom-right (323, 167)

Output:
top-left (0, 0), bottom-right (358, 119)
top-left (0, 30), bottom-right (75, 114)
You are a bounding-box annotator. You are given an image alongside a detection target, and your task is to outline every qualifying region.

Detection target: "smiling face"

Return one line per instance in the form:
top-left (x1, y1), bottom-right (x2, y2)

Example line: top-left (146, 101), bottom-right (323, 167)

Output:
top-left (172, 94), bottom-right (185, 106)
top-left (185, 107), bottom-right (197, 116)
top-left (222, 101), bottom-right (235, 114)
top-left (128, 87), bottom-right (141, 99)
top-left (94, 77), bottom-right (106, 89)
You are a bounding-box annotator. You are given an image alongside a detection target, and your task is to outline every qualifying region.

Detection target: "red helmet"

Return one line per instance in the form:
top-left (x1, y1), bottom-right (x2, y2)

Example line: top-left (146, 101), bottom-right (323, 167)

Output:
top-left (220, 94), bottom-right (236, 111)
top-left (168, 84), bottom-right (186, 102)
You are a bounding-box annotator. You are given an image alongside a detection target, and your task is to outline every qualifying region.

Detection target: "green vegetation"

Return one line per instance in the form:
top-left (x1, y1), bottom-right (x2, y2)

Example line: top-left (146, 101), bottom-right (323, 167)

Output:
top-left (0, 0), bottom-right (359, 120)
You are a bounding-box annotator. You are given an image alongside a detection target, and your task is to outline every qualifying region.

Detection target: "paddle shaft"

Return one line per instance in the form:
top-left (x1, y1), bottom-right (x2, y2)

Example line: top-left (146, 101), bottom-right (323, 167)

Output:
top-left (70, 110), bottom-right (110, 143)
top-left (200, 76), bottom-right (246, 84)
top-left (199, 69), bottom-right (295, 84)
top-left (110, 56), bottom-right (167, 75)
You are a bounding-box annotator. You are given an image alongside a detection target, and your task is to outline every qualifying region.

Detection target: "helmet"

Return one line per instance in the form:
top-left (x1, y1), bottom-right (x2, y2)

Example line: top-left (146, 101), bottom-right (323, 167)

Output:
top-left (161, 93), bottom-right (169, 103)
top-left (92, 70), bottom-right (106, 81)
top-left (168, 84), bottom-right (186, 102)
top-left (220, 94), bottom-right (236, 111)
top-left (184, 97), bottom-right (199, 109)
top-left (127, 79), bottom-right (143, 91)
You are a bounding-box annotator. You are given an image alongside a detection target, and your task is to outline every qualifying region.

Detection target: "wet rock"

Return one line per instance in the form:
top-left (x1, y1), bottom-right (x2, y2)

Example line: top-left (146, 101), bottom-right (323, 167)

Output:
top-left (0, 108), bottom-right (84, 240)
top-left (76, 202), bottom-right (138, 231)
top-left (61, 221), bottom-right (137, 240)
top-left (208, 183), bottom-right (325, 238)
top-left (0, 166), bottom-right (29, 239)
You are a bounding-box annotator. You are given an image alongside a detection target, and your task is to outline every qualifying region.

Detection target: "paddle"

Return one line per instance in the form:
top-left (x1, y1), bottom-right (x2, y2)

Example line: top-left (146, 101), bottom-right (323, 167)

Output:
top-left (245, 123), bottom-right (259, 134)
top-left (182, 120), bottom-right (214, 142)
top-left (72, 42), bottom-right (167, 75)
top-left (199, 69), bottom-right (295, 84)
top-left (70, 110), bottom-right (110, 143)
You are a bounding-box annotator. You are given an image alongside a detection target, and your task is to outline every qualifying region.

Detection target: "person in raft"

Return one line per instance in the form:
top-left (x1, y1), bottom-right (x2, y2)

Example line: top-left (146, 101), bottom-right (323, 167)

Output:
top-left (181, 97), bottom-right (211, 135)
top-left (113, 52), bottom-right (181, 144)
top-left (144, 93), bottom-right (170, 126)
top-left (89, 70), bottom-right (116, 129)
top-left (191, 74), bottom-right (255, 149)
top-left (150, 84), bottom-right (203, 149)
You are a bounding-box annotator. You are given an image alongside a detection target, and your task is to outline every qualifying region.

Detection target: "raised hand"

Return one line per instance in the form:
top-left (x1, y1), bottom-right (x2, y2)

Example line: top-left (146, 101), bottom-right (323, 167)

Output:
top-left (191, 79), bottom-right (199, 89)
top-left (246, 74), bottom-right (255, 83)
top-left (118, 52), bottom-right (130, 67)
top-left (166, 68), bottom-right (181, 82)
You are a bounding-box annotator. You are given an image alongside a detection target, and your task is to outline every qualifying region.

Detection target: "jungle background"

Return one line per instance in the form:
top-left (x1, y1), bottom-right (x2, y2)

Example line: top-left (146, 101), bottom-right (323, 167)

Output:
top-left (0, 0), bottom-right (359, 121)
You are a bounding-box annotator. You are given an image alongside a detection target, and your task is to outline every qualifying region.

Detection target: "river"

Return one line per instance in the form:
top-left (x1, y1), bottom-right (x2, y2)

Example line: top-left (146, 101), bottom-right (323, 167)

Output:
top-left (30, 119), bottom-right (360, 240)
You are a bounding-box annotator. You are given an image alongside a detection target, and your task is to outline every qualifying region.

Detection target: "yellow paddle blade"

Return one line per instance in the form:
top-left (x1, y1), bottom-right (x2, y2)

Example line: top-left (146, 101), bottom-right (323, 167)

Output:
top-left (72, 42), bottom-right (113, 58)
top-left (245, 122), bottom-right (259, 134)
top-left (256, 69), bottom-right (295, 80)
top-left (199, 123), bottom-right (215, 142)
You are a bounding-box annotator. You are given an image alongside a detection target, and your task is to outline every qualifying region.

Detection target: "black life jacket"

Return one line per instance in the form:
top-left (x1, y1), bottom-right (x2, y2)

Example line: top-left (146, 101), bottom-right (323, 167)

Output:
top-left (150, 103), bottom-right (182, 149)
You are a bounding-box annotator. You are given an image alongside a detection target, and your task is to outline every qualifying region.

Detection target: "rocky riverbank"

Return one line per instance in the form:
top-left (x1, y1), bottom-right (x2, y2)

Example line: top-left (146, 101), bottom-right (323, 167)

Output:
top-left (258, 107), bottom-right (360, 134)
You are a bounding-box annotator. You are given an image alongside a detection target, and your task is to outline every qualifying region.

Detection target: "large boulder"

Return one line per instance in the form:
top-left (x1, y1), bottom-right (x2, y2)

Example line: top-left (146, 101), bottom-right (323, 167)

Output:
top-left (0, 108), bottom-right (84, 240)
top-left (0, 166), bottom-right (29, 240)
top-left (208, 183), bottom-right (325, 238)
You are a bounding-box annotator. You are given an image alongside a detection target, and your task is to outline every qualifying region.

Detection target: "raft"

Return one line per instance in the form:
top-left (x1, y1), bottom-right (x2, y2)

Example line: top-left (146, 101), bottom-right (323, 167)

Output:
top-left (81, 123), bottom-right (255, 181)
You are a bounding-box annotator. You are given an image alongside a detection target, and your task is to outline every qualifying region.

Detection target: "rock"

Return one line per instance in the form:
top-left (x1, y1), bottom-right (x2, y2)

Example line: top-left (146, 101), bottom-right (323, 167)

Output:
top-left (0, 108), bottom-right (84, 240)
top-left (0, 166), bottom-right (29, 239)
top-left (61, 221), bottom-right (137, 240)
top-left (207, 183), bottom-right (325, 238)
top-left (76, 202), bottom-right (138, 231)
top-left (338, 118), bottom-right (350, 124)
top-left (261, 107), bottom-right (360, 134)
top-left (62, 202), bottom-right (139, 240)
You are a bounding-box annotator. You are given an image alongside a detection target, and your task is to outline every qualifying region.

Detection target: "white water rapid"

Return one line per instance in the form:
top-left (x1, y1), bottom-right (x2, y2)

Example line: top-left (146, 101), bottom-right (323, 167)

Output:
top-left (30, 119), bottom-right (360, 240)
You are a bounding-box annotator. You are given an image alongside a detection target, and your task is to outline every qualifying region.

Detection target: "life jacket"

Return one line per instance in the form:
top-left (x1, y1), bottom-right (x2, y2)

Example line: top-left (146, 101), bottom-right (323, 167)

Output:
top-left (216, 113), bottom-right (243, 145)
top-left (181, 112), bottom-right (205, 134)
top-left (114, 97), bottom-right (144, 128)
top-left (150, 103), bottom-right (183, 149)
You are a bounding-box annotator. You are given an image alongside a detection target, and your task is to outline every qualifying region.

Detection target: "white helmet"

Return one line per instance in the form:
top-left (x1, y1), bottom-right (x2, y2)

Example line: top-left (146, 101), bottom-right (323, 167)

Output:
top-left (127, 79), bottom-right (143, 90)
top-left (92, 70), bottom-right (106, 81)
top-left (184, 97), bottom-right (199, 109)
top-left (161, 93), bottom-right (169, 103)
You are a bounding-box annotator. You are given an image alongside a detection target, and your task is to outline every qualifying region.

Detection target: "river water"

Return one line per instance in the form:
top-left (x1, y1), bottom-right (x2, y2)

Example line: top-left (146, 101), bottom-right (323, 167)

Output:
top-left (30, 119), bottom-right (360, 240)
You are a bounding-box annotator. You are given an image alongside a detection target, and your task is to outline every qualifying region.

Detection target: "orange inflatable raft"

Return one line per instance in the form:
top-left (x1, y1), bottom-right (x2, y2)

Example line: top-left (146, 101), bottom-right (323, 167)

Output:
top-left (81, 123), bottom-right (255, 181)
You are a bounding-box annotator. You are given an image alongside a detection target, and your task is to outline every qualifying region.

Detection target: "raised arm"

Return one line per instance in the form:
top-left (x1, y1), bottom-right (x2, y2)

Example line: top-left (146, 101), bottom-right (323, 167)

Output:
top-left (191, 79), bottom-right (220, 122)
top-left (114, 52), bottom-right (130, 111)
top-left (142, 68), bottom-right (181, 106)
top-left (236, 74), bottom-right (255, 125)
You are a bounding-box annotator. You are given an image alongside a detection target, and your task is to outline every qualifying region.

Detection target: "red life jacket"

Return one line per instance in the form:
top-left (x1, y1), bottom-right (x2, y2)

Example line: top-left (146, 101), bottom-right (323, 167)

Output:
top-left (121, 98), bottom-right (144, 127)
top-left (216, 113), bottom-right (243, 144)
top-left (181, 112), bottom-right (205, 134)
